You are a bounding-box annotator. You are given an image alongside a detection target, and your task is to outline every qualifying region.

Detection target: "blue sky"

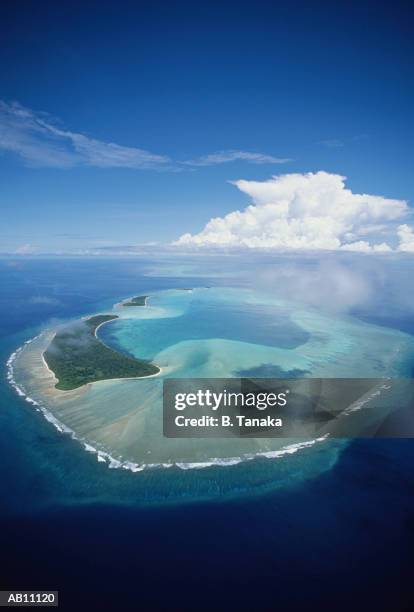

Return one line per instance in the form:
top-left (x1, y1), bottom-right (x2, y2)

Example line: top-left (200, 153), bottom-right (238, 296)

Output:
top-left (0, 0), bottom-right (412, 253)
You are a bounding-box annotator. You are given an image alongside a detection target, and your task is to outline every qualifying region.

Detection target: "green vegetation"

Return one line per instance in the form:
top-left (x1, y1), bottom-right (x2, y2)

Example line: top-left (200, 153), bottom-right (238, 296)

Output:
top-left (122, 295), bottom-right (148, 307)
top-left (44, 314), bottom-right (159, 390)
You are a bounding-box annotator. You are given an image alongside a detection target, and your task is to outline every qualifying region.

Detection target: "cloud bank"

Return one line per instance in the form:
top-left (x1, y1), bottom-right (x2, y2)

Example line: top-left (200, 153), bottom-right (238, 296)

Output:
top-left (176, 171), bottom-right (413, 253)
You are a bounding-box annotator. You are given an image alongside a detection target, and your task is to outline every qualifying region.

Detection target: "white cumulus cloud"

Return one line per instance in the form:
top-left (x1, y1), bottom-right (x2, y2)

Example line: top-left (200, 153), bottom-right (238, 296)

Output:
top-left (397, 224), bottom-right (414, 252)
top-left (175, 171), bottom-right (412, 253)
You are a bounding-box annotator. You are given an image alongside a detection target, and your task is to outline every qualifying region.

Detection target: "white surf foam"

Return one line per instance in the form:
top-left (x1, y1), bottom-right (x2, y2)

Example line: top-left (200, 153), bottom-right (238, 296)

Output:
top-left (342, 381), bottom-right (392, 415)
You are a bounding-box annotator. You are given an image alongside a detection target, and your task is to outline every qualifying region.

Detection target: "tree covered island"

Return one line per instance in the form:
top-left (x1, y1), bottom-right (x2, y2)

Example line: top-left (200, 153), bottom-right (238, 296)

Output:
top-left (122, 296), bottom-right (148, 307)
top-left (44, 314), bottom-right (160, 390)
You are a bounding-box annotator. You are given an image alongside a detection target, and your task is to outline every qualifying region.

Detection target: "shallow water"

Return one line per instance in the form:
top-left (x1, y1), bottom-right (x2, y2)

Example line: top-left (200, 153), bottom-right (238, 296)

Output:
top-left (10, 284), bottom-right (414, 480)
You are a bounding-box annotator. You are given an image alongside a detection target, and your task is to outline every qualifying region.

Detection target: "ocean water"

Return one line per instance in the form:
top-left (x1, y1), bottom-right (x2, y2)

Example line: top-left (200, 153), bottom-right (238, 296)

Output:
top-left (1, 257), bottom-right (414, 611)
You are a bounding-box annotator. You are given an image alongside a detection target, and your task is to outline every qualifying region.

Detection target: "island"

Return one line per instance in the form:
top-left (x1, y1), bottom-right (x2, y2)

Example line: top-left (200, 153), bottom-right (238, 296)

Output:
top-left (122, 295), bottom-right (148, 307)
top-left (43, 314), bottom-right (160, 390)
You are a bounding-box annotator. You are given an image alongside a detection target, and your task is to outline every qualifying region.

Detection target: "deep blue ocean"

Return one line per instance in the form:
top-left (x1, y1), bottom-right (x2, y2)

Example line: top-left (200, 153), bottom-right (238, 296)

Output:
top-left (1, 257), bottom-right (413, 611)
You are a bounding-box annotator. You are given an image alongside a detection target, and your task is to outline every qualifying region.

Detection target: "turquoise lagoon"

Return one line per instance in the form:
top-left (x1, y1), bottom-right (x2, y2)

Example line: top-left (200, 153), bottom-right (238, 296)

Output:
top-left (10, 286), bottom-right (414, 475)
